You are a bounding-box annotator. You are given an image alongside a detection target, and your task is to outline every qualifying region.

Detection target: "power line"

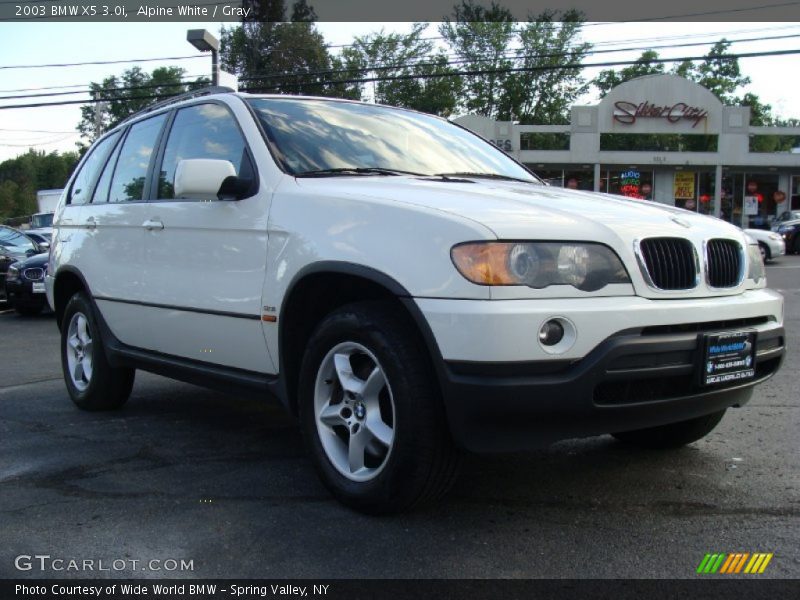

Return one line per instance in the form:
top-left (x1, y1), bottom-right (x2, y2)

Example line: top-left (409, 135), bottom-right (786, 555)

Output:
top-left (0, 127), bottom-right (76, 133)
top-left (242, 47), bottom-right (800, 90)
top-left (4, 32), bottom-right (799, 102)
top-left (2, 47), bottom-right (798, 111)
top-left (0, 73), bottom-right (208, 94)
top-left (236, 33), bottom-right (800, 84)
top-left (0, 54), bottom-right (205, 71)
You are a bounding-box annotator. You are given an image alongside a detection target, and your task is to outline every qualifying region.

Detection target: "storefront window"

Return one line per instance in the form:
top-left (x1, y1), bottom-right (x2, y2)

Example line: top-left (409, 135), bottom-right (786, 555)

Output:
top-left (563, 170), bottom-right (594, 191)
top-left (606, 169), bottom-right (654, 199)
top-left (526, 167), bottom-right (594, 190)
top-left (792, 176), bottom-right (800, 210)
top-left (741, 174), bottom-right (779, 230)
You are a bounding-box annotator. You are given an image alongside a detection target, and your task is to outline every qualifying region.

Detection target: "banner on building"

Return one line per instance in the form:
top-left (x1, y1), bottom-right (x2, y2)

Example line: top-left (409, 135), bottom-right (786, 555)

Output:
top-left (673, 172), bottom-right (696, 200)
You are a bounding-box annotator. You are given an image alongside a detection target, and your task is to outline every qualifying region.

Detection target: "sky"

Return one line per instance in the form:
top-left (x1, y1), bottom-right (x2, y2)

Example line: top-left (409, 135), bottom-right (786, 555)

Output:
top-left (1, 20), bottom-right (799, 162)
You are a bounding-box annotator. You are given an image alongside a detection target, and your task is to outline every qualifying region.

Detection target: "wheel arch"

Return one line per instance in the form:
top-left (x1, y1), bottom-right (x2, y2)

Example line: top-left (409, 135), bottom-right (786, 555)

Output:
top-left (278, 262), bottom-right (446, 416)
top-left (53, 266), bottom-right (91, 330)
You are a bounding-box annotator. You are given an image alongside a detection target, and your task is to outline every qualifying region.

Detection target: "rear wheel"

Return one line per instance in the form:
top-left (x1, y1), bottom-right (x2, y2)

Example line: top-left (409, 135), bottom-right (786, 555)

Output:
top-left (298, 301), bottom-right (461, 514)
top-left (612, 410), bottom-right (726, 449)
top-left (61, 292), bottom-right (135, 411)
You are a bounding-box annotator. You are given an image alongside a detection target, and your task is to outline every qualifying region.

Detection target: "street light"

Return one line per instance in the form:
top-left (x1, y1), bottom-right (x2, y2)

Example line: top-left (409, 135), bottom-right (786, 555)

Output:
top-left (187, 29), bottom-right (220, 86)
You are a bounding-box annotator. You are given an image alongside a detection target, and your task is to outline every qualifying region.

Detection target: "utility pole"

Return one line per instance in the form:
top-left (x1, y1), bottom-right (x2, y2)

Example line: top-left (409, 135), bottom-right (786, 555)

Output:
top-left (94, 101), bottom-right (108, 138)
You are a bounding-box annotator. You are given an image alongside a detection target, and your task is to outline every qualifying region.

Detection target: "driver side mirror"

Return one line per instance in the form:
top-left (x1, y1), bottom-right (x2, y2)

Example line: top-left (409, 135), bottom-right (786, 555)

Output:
top-left (174, 159), bottom-right (245, 201)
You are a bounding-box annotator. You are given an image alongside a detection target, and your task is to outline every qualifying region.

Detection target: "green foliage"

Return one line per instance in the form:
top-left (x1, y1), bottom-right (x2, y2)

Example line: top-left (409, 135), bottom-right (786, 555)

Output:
top-left (439, 1), bottom-right (516, 118)
top-left (499, 10), bottom-right (591, 124)
top-left (440, 2), bottom-right (591, 124)
top-left (346, 23), bottom-right (462, 116)
top-left (78, 66), bottom-right (209, 147)
top-left (594, 50), bottom-right (664, 98)
top-left (0, 149), bottom-right (79, 220)
top-left (220, 2), bottom-right (337, 97)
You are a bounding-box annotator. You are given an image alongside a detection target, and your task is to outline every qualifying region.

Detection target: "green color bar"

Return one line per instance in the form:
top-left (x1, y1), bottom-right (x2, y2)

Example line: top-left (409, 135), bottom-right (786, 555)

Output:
top-left (697, 554), bottom-right (713, 574)
top-left (711, 554), bottom-right (727, 573)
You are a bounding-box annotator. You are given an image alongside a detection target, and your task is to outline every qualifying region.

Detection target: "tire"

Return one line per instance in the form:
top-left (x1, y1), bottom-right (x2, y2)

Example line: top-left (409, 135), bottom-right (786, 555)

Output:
top-left (61, 292), bottom-right (135, 411)
top-left (298, 301), bottom-right (461, 514)
top-left (794, 235), bottom-right (800, 255)
top-left (612, 409), bottom-right (726, 449)
top-left (758, 242), bottom-right (770, 262)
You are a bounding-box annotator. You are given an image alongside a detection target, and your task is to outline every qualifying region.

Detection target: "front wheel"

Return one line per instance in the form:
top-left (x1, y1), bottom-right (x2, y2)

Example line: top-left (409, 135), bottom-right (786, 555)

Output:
top-left (612, 410), bottom-right (726, 449)
top-left (298, 301), bottom-right (461, 514)
top-left (61, 292), bottom-right (135, 411)
top-left (758, 242), bottom-right (770, 262)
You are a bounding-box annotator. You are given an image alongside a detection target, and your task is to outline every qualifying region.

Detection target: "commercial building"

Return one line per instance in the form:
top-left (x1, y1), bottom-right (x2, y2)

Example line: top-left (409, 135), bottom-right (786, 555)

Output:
top-left (455, 74), bottom-right (800, 228)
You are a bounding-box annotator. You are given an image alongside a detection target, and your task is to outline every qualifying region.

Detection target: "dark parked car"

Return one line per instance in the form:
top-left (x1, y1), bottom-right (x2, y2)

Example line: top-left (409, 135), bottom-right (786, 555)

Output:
top-left (4, 251), bottom-right (49, 315)
top-left (777, 219), bottom-right (800, 254)
top-left (0, 225), bottom-right (46, 305)
top-left (771, 210), bottom-right (800, 231)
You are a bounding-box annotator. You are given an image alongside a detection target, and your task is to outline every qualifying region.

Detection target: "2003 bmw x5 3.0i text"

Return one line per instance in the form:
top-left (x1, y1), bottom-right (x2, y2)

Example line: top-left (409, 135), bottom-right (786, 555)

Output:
top-left (46, 88), bottom-right (785, 513)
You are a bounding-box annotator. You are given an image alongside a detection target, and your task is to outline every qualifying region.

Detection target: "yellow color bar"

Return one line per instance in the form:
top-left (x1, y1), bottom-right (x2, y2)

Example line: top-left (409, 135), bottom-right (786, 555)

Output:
top-left (744, 554), bottom-right (762, 574)
top-left (758, 554), bottom-right (774, 574)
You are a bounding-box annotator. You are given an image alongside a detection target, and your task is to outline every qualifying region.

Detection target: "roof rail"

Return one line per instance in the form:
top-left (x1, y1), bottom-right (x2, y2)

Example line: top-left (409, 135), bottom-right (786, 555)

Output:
top-left (119, 86), bottom-right (236, 126)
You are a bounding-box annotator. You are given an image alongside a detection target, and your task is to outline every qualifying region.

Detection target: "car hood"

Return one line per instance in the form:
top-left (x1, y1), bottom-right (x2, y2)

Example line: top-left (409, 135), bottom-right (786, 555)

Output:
top-left (296, 176), bottom-right (745, 244)
top-left (14, 252), bottom-right (49, 268)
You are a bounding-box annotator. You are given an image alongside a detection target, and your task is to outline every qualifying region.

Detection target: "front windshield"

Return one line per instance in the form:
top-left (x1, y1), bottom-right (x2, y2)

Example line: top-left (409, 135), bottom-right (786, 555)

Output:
top-left (0, 229), bottom-right (36, 254)
top-left (248, 98), bottom-right (538, 182)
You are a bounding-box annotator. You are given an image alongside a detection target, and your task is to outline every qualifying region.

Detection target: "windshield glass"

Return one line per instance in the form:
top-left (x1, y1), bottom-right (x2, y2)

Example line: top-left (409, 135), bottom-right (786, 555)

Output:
top-left (0, 229), bottom-right (37, 254)
top-left (248, 98), bottom-right (538, 182)
top-left (31, 213), bottom-right (54, 228)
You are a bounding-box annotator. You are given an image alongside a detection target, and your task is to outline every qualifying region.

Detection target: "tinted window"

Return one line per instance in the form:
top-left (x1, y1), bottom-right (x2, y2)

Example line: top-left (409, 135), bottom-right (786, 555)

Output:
top-left (108, 114), bottom-right (167, 203)
top-left (157, 103), bottom-right (248, 199)
top-left (92, 136), bottom-right (123, 204)
top-left (68, 131), bottom-right (120, 205)
top-left (247, 98), bottom-right (537, 182)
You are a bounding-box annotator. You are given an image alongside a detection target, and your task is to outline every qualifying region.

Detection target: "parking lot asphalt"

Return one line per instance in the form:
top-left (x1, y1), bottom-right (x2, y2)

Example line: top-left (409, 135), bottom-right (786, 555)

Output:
top-left (1, 257), bottom-right (798, 580)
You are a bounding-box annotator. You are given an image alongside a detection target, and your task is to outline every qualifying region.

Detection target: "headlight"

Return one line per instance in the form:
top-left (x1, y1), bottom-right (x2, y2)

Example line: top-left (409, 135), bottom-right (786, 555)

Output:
top-left (768, 233), bottom-right (783, 241)
top-left (451, 242), bottom-right (630, 291)
top-left (6, 264), bottom-right (20, 281)
top-left (747, 243), bottom-right (766, 285)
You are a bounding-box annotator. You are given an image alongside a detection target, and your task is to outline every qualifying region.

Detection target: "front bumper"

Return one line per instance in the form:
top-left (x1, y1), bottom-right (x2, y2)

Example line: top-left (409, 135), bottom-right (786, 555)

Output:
top-left (5, 279), bottom-right (48, 309)
top-left (415, 290), bottom-right (785, 452)
top-left (440, 326), bottom-right (783, 452)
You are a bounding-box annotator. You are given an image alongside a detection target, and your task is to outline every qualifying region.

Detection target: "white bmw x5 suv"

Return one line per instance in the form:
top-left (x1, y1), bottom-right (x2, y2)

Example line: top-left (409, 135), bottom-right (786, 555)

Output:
top-left (47, 88), bottom-right (785, 513)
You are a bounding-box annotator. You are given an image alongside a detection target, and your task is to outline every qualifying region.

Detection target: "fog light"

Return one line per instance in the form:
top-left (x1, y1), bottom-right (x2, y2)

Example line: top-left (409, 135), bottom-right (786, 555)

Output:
top-left (538, 319), bottom-right (565, 346)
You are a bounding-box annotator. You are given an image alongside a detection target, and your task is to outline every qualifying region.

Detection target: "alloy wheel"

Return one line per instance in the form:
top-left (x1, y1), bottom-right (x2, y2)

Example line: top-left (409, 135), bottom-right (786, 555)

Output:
top-left (313, 342), bottom-right (396, 482)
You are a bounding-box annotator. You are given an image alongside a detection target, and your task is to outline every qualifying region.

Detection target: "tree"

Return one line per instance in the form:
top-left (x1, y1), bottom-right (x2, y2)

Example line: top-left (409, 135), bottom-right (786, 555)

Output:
top-left (594, 50), bottom-right (664, 98)
top-left (0, 150), bottom-right (78, 220)
top-left (674, 40), bottom-right (750, 105)
top-left (498, 10), bottom-right (591, 124)
top-left (346, 24), bottom-right (462, 116)
top-left (78, 66), bottom-right (209, 146)
top-left (440, 2), bottom-right (591, 123)
top-left (220, 0), bottom-right (338, 97)
top-left (439, 1), bottom-right (516, 118)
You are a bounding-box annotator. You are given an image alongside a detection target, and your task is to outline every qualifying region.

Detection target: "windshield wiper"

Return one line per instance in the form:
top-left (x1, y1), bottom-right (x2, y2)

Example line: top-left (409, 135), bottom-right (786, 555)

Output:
top-left (295, 167), bottom-right (424, 177)
top-left (434, 172), bottom-right (539, 184)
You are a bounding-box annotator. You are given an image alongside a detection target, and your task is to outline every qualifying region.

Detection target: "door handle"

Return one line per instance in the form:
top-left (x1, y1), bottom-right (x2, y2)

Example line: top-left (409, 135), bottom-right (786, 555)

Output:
top-left (84, 217), bottom-right (97, 230)
top-left (142, 219), bottom-right (164, 231)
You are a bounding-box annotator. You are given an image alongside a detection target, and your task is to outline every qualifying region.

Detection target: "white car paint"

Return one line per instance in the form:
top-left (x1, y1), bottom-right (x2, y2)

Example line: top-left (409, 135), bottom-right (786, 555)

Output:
top-left (745, 228), bottom-right (786, 261)
top-left (47, 91), bottom-right (784, 374)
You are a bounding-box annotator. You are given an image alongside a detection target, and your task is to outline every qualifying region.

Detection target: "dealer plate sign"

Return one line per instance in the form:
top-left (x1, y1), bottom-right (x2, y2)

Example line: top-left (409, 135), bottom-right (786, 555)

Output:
top-left (701, 331), bottom-right (757, 386)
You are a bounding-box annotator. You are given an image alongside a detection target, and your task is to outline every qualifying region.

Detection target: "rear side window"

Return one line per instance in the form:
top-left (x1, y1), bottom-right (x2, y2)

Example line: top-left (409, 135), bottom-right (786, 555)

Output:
top-left (68, 131), bottom-right (120, 205)
top-left (91, 137), bottom-right (124, 204)
top-left (156, 103), bottom-right (249, 199)
top-left (108, 114), bottom-right (167, 203)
